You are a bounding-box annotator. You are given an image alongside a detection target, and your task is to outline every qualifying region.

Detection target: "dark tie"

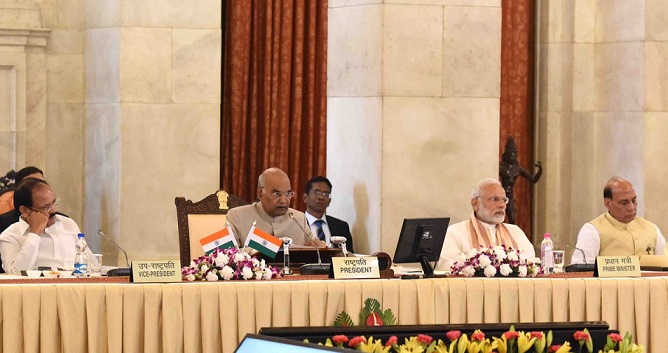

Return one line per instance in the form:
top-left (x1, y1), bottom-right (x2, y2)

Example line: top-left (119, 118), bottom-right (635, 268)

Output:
top-left (313, 219), bottom-right (326, 241)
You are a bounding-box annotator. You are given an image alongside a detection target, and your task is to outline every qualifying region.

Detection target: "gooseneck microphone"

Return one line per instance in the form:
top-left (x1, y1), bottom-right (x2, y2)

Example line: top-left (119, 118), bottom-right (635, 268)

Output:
top-left (97, 230), bottom-right (132, 276)
top-left (553, 241), bottom-right (594, 272)
top-left (330, 236), bottom-right (349, 257)
top-left (289, 213), bottom-right (330, 275)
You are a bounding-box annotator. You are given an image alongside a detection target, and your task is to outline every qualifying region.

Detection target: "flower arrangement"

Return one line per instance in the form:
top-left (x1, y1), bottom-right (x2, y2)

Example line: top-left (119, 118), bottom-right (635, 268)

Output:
top-left (181, 247), bottom-right (281, 281)
top-left (334, 298), bottom-right (396, 326)
top-left (450, 245), bottom-right (541, 277)
top-left (311, 327), bottom-right (643, 353)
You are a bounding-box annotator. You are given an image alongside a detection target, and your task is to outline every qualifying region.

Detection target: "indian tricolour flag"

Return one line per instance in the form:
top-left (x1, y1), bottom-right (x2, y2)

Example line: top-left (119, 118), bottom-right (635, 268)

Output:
top-left (244, 225), bottom-right (282, 258)
top-left (200, 226), bottom-right (238, 254)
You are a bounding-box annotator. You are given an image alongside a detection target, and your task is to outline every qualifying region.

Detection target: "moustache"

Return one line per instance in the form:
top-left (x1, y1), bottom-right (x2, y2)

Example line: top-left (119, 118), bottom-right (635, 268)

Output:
top-left (49, 212), bottom-right (57, 219)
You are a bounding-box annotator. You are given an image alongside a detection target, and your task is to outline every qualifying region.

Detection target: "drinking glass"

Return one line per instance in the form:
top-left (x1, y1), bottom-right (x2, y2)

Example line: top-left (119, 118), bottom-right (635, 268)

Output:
top-left (553, 250), bottom-right (565, 273)
top-left (89, 254), bottom-right (103, 277)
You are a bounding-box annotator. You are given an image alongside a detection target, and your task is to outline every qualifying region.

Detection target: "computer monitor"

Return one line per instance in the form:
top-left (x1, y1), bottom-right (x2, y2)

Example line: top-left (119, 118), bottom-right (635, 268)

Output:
top-left (235, 334), bottom-right (345, 353)
top-left (393, 217), bottom-right (449, 277)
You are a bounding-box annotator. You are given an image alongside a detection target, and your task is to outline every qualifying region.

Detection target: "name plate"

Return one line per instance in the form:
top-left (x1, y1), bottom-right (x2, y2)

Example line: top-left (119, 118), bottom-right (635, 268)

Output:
top-left (331, 257), bottom-right (380, 279)
top-left (131, 259), bottom-right (182, 283)
top-left (596, 255), bottom-right (641, 277)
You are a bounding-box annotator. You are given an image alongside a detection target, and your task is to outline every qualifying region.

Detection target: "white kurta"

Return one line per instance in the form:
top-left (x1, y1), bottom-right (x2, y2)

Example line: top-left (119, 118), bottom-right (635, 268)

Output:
top-left (436, 220), bottom-right (537, 270)
top-left (0, 215), bottom-right (82, 274)
top-left (571, 222), bottom-right (666, 264)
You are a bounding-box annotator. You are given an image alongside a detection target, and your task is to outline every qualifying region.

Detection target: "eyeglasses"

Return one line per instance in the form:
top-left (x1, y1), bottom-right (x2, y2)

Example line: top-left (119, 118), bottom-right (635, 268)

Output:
top-left (30, 198), bottom-right (60, 213)
top-left (477, 196), bottom-right (509, 204)
top-left (262, 188), bottom-right (295, 199)
top-left (310, 189), bottom-right (332, 199)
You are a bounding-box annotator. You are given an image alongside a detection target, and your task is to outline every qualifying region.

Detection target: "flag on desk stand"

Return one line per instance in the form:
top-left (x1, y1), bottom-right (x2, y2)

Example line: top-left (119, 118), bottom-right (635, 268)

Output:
top-left (200, 223), bottom-right (238, 254)
top-left (244, 221), bottom-right (282, 259)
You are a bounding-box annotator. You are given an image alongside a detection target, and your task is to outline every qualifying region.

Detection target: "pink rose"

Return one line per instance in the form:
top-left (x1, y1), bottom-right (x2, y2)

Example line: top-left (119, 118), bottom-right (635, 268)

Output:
top-left (574, 331), bottom-right (590, 341)
top-left (417, 334), bottom-right (433, 344)
top-left (471, 331), bottom-right (485, 342)
top-left (530, 331), bottom-right (544, 339)
top-left (385, 336), bottom-right (398, 346)
top-left (503, 331), bottom-right (520, 340)
top-left (332, 335), bottom-right (349, 345)
top-left (609, 333), bottom-right (623, 342)
top-left (549, 345), bottom-right (562, 352)
top-left (446, 330), bottom-right (462, 341)
top-left (348, 336), bottom-right (366, 348)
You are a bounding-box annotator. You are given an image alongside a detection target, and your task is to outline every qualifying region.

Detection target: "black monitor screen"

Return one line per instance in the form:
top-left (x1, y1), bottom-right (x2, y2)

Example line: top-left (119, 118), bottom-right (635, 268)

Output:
top-left (235, 334), bottom-right (345, 353)
top-left (393, 218), bottom-right (449, 264)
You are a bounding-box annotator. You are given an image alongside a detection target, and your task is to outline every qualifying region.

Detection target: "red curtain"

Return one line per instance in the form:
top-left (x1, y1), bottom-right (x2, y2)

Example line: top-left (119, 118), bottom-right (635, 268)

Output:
top-left (221, 0), bottom-right (328, 210)
top-left (500, 0), bottom-right (536, 240)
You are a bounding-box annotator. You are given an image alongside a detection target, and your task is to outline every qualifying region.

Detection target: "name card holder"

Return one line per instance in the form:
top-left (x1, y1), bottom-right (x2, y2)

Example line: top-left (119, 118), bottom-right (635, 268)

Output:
top-left (131, 259), bottom-right (182, 283)
top-left (594, 255), bottom-right (641, 278)
top-left (330, 256), bottom-right (381, 279)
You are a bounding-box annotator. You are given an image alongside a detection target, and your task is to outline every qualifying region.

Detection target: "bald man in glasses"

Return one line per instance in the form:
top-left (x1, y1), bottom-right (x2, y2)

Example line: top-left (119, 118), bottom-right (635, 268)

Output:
top-left (226, 167), bottom-right (324, 247)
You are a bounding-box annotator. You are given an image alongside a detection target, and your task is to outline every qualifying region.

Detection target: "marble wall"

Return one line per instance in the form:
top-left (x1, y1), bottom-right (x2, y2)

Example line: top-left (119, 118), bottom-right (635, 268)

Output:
top-left (328, 0), bottom-right (502, 254)
top-left (535, 0), bottom-right (668, 247)
top-left (0, 0), bottom-right (222, 265)
top-left (83, 0), bottom-right (222, 263)
top-left (7, 0), bottom-right (664, 263)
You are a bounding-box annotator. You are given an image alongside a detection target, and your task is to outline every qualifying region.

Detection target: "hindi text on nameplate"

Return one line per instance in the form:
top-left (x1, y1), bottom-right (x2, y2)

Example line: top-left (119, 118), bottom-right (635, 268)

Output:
top-left (331, 257), bottom-right (380, 279)
top-left (596, 255), bottom-right (641, 278)
top-left (131, 260), bottom-right (182, 283)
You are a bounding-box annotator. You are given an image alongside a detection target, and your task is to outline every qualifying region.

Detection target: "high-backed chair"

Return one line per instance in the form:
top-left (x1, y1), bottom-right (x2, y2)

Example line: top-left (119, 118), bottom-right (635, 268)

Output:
top-left (175, 190), bottom-right (249, 266)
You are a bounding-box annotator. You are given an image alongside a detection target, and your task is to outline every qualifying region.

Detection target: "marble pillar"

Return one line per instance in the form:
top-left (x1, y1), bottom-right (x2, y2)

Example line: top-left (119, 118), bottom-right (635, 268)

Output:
top-left (536, 0), bottom-right (668, 248)
top-left (84, 0), bottom-right (222, 264)
top-left (328, 0), bottom-right (502, 254)
top-left (0, 1), bottom-right (49, 186)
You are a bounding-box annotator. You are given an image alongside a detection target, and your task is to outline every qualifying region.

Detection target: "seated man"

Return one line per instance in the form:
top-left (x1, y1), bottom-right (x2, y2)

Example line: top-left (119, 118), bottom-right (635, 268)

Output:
top-left (436, 178), bottom-right (536, 270)
top-left (303, 176), bottom-right (354, 252)
top-left (0, 166), bottom-right (44, 216)
top-left (226, 167), bottom-right (323, 247)
top-left (571, 177), bottom-right (666, 264)
top-left (0, 179), bottom-right (82, 274)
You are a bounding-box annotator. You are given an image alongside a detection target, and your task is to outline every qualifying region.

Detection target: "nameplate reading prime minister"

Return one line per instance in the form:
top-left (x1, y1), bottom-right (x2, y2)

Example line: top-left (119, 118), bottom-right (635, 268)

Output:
top-left (331, 257), bottom-right (380, 279)
top-left (132, 260), bottom-right (182, 283)
top-left (596, 255), bottom-right (641, 278)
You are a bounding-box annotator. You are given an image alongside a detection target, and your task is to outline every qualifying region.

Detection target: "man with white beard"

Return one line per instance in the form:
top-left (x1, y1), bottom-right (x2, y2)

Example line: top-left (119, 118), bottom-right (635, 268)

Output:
top-left (435, 178), bottom-right (536, 270)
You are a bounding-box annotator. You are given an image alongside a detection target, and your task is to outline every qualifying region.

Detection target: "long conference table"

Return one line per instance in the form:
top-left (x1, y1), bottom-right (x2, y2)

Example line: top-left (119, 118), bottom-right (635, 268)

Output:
top-left (0, 275), bottom-right (667, 353)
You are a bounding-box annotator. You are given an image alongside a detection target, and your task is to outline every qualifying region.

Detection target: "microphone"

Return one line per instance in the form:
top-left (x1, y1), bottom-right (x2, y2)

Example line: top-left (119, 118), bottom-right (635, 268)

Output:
top-left (97, 230), bottom-right (132, 276)
top-left (289, 213), bottom-right (329, 275)
top-left (553, 241), bottom-right (594, 272)
top-left (330, 236), bottom-right (349, 257)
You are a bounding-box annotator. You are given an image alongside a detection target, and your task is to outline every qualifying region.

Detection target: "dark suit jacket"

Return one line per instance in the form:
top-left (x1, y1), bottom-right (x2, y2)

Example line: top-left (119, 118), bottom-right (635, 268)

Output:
top-left (0, 209), bottom-right (20, 235)
top-left (326, 215), bottom-right (354, 253)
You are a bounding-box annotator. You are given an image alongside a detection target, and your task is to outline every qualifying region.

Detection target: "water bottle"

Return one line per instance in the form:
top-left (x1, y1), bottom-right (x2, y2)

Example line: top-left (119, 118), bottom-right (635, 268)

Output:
top-left (540, 233), bottom-right (554, 274)
top-left (73, 233), bottom-right (89, 277)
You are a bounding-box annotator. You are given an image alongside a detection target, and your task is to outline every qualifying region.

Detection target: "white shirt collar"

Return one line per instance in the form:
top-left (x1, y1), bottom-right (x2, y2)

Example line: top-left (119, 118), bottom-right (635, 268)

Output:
top-left (305, 211), bottom-right (326, 226)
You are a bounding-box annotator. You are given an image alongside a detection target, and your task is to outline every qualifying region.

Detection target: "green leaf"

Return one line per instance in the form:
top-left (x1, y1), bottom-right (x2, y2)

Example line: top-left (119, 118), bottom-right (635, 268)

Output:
top-left (584, 328), bottom-right (593, 353)
top-left (381, 308), bottom-right (397, 325)
top-left (360, 298), bottom-right (382, 325)
top-left (333, 311), bottom-right (355, 327)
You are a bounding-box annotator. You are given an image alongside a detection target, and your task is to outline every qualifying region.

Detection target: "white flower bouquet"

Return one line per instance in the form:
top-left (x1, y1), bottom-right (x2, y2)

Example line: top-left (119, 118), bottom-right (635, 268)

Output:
top-left (450, 245), bottom-right (541, 277)
top-left (181, 247), bottom-right (281, 281)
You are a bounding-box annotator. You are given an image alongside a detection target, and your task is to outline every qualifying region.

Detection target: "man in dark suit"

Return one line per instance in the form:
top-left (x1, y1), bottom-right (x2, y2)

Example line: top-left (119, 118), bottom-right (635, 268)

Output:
top-left (303, 176), bottom-right (354, 253)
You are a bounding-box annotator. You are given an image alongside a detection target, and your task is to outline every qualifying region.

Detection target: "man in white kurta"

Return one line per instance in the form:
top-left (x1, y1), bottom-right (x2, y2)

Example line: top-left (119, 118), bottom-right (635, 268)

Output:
top-left (572, 177), bottom-right (666, 264)
top-left (436, 178), bottom-right (536, 270)
top-left (0, 179), bottom-right (83, 274)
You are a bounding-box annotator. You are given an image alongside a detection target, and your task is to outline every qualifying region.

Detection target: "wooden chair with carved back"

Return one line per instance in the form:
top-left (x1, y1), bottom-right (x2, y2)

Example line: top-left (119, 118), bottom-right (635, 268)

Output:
top-left (175, 190), bottom-right (249, 267)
